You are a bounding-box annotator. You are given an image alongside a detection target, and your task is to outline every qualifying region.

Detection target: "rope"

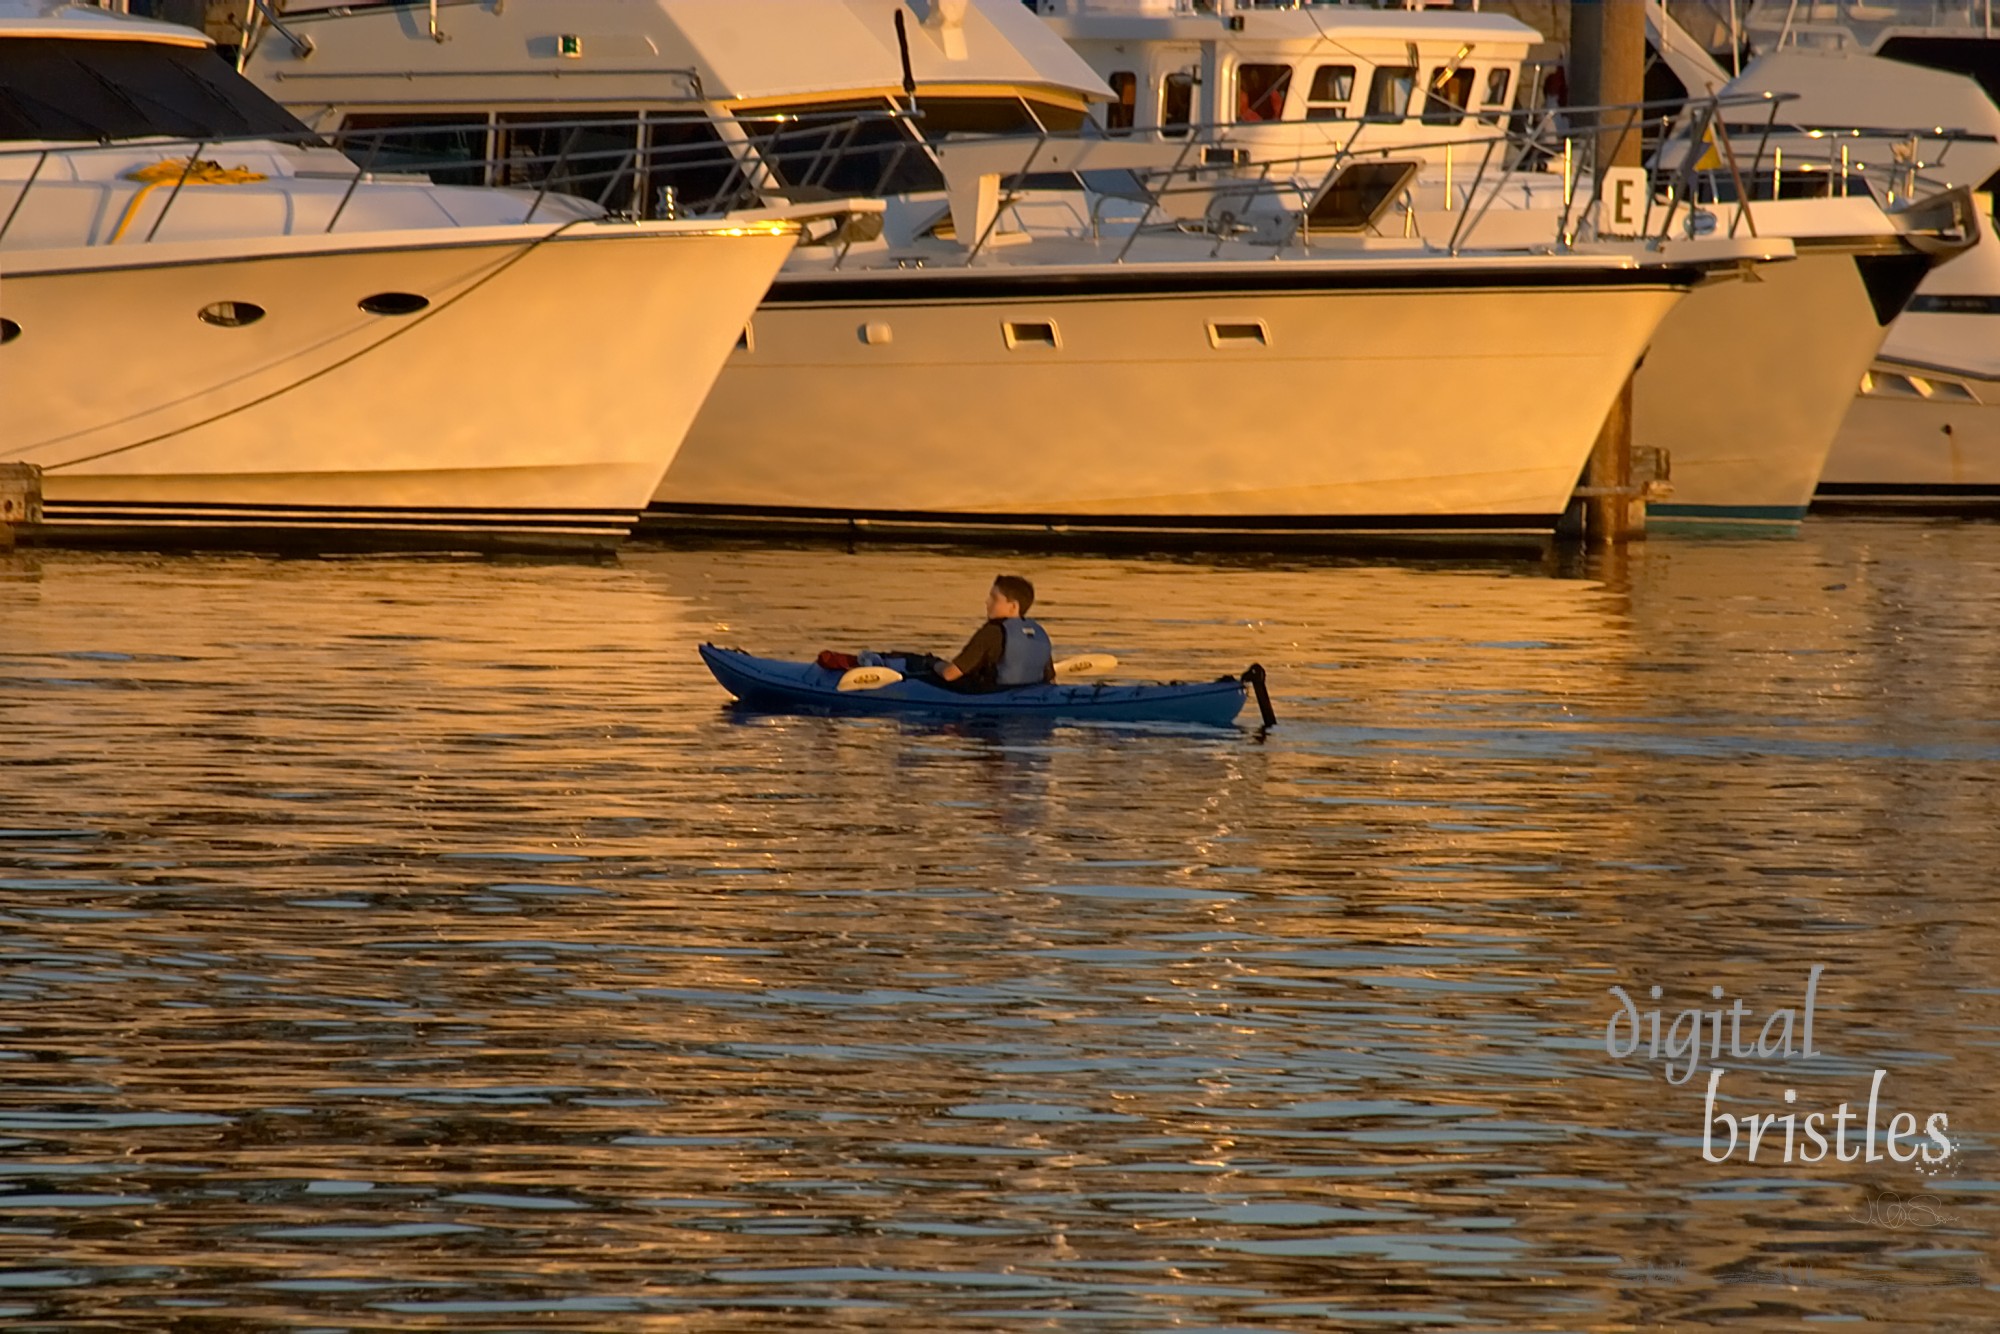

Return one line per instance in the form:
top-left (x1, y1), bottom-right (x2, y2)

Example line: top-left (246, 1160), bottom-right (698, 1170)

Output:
top-left (109, 158), bottom-right (268, 244)
top-left (35, 220), bottom-right (586, 472)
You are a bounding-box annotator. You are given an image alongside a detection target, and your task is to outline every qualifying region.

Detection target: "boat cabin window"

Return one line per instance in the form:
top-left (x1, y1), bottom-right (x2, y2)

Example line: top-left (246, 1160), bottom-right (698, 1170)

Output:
top-left (644, 114), bottom-right (744, 217)
top-left (496, 112), bottom-right (646, 214)
top-left (0, 36), bottom-right (311, 142)
top-left (1421, 67), bottom-right (1475, 126)
top-left (1026, 99), bottom-right (1089, 134)
top-left (1235, 63), bottom-right (1292, 123)
top-left (1305, 65), bottom-right (1356, 120)
top-left (740, 99), bottom-right (945, 197)
top-left (339, 113), bottom-right (491, 187)
top-left (1364, 66), bottom-right (1417, 123)
top-left (1479, 68), bottom-right (1513, 124)
top-left (1161, 71), bottom-right (1196, 137)
top-left (1106, 71), bottom-right (1138, 132)
top-left (900, 93), bottom-right (1088, 139)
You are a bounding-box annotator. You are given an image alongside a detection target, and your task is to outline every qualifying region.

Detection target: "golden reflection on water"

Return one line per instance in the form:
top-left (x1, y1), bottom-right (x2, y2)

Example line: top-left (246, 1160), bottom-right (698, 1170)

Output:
top-left (0, 527), bottom-right (1995, 1328)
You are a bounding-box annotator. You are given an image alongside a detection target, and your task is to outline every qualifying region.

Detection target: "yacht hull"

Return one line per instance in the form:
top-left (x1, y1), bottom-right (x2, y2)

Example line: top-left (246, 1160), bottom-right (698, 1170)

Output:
top-left (1636, 247), bottom-right (1919, 527)
top-left (647, 264), bottom-right (1691, 544)
top-left (4, 223), bottom-right (796, 552)
top-left (1815, 359), bottom-right (2000, 513)
top-left (1816, 210), bottom-right (2000, 514)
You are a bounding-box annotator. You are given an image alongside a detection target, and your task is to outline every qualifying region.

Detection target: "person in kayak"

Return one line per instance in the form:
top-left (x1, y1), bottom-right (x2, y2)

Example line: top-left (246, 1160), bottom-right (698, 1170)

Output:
top-left (936, 575), bottom-right (1055, 691)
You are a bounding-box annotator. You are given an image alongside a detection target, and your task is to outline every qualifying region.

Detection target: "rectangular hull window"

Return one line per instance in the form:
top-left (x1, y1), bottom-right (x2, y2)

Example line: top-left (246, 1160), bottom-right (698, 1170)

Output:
top-left (1207, 321), bottom-right (1269, 348)
top-left (1003, 321), bottom-right (1060, 350)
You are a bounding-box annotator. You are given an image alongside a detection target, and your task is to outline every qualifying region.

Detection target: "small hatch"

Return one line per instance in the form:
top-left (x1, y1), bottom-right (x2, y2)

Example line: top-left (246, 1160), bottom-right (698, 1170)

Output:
top-left (1207, 320), bottom-right (1268, 348)
top-left (358, 292), bottom-right (430, 316)
top-left (198, 301), bottom-right (265, 328)
top-left (1003, 320), bottom-right (1059, 350)
top-left (0, 318), bottom-right (19, 344)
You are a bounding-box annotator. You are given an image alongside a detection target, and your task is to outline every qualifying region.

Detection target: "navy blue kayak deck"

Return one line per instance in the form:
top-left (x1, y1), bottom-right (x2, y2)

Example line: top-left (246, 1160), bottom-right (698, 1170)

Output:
top-left (700, 644), bottom-right (1259, 727)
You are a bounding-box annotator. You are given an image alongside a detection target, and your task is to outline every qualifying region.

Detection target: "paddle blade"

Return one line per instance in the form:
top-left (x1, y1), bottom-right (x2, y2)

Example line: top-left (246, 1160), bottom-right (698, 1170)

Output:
top-left (1053, 653), bottom-right (1118, 678)
top-left (836, 665), bottom-right (904, 692)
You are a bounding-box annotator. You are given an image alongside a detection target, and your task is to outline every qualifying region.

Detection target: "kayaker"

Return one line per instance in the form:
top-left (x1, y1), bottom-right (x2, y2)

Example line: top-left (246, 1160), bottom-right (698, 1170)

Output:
top-left (936, 575), bottom-right (1055, 690)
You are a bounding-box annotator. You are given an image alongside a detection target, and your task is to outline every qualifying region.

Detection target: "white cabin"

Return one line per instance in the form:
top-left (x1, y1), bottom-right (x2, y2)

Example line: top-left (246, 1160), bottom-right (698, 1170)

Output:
top-left (1037, 0), bottom-right (1538, 159)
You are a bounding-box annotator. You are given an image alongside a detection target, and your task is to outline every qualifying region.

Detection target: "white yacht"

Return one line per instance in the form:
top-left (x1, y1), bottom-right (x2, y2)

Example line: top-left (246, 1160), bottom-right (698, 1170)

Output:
top-left (1038, 0), bottom-right (1974, 528)
top-left (1708, 0), bottom-right (2000, 513)
top-left (0, 2), bottom-right (855, 552)
top-left (237, 0), bottom-right (1786, 545)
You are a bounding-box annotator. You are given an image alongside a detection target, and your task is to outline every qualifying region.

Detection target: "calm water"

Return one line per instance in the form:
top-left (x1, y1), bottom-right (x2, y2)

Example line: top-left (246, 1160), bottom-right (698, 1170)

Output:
top-left (0, 522), bottom-right (1995, 1331)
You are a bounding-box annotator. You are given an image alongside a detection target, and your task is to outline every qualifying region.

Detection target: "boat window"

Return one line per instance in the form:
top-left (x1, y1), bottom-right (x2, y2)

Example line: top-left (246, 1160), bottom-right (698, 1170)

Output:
top-left (1235, 63), bottom-right (1292, 123)
top-left (644, 114), bottom-right (745, 216)
top-left (0, 37), bottom-right (313, 142)
top-left (1105, 72), bottom-right (1138, 133)
top-left (496, 113), bottom-right (646, 214)
top-left (339, 113), bottom-right (491, 187)
top-left (739, 99), bottom-right (945, 197)
top-left (1161, 71), bottom-right (1196, 137)
top-left (358, 292), bottom-right (430, 316)
top-left (913, 97), bottom-right (1040, 139)
top-left (1421, 67), bottom-right (1475, 126)
top-left (1003, 320), bottom-right (1059, 350)
top-left (1907, 294), bottom-right (2000, 314)
top-left (1364, 66), bottom-right (1416, 122)
top-left (1025, 100), bottom-right (1089, 134)
top-left (1478, 68), bottom-right (1513, 125)
top-left (1305, 65), bottom-right (1356, 120)
top-left (1207, 320), bottom-right (1268, 347)
top-left (197, 301), bottom-right (265, 327)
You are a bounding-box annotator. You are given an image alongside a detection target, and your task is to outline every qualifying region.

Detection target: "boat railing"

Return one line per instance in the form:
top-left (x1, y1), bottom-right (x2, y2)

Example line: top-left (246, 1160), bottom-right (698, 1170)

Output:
top-left (0, 108), bottom-right (928, 248)
top-left (12, 92), bottom-right (1940, 260)
top-left (921, 88), bottom-right (1809, 259)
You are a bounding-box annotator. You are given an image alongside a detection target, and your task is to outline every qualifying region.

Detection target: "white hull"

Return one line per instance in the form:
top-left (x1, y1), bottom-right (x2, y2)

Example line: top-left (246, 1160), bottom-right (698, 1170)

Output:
top-left (1818, 361), bottom-right (2000, 511)
top-left (652, 260), bottom-right (1691, 539)
top-left (1400, 195), bottom-right (1929, 527)
top-left (1818, 206), bottom-right (2000, 512)
top-left (1636, 246), bottom-right (1916, 525)
top-left (5, 223), bottom-right (798, 551)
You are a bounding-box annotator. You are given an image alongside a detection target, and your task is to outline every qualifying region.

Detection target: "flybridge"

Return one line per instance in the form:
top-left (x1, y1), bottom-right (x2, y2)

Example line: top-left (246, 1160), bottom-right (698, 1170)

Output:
top-left (242, 0), bottom-right (1109, 108)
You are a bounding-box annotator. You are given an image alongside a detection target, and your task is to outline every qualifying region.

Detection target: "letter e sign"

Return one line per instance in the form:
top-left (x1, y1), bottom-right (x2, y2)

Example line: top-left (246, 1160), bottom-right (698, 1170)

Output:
top-left (1599, 165), bottom-right (1648, 238)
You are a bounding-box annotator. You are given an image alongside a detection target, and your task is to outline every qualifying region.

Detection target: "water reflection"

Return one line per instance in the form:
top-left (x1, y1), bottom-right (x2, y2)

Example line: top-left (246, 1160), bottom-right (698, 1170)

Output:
top-left (0, 529), bottom-right (1993, 1327)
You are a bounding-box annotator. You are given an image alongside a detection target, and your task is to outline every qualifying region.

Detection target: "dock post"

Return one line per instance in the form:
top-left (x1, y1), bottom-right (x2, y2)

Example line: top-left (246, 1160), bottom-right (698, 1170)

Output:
top-left (1570, 0), bottom-right (1648, 543)
top-left (0, 463), bottom-right (43, 550)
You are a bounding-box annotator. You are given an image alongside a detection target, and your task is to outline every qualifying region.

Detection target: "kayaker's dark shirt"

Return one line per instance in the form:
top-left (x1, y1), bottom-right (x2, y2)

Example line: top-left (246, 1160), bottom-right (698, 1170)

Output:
top-left (951, 619), bottom-right (1055, 689)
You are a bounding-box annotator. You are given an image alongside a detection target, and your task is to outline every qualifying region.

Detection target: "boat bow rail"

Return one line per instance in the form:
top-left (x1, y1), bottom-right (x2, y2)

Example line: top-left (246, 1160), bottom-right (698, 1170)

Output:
top-left (0, 121), bottom-right (881, 253)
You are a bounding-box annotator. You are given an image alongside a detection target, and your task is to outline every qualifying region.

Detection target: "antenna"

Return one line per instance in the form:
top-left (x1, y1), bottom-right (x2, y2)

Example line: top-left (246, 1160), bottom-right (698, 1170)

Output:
top-left (894, 8), bottom-right (918, 114)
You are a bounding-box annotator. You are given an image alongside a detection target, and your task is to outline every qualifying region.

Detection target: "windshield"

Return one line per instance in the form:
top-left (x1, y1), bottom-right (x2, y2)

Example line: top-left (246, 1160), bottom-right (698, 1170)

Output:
top-left (0, 38), bottom-right (312, 143)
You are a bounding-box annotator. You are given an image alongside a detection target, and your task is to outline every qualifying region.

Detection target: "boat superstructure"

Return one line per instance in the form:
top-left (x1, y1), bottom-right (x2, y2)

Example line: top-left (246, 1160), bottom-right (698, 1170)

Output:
top-left (237, 0), bottom-right (1785, 546)
top-left (0, 1), bottom-right (853, 552)
top-left (1034, 0), bottom-right (1975, 528)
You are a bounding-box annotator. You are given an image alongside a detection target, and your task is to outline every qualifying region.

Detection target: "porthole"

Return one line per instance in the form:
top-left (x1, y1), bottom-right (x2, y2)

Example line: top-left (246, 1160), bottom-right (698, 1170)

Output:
top-left (198, 301), bottom-right (265, 328)
top-left (358, 292), bottom-right (430, 316)
top-left (0, 318), bottom-right (19, 344)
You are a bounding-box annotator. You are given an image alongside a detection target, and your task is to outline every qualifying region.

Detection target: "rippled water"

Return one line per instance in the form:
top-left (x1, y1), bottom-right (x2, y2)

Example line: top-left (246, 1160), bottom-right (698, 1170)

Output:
top-left (1, 523), bottom-right (1995, 1330)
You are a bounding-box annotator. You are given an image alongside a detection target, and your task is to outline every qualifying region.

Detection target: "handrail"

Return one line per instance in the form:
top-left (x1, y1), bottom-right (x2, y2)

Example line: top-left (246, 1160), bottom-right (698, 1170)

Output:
top-left (240, 0), bottom-right (314, 66)
top-left (0, 91), bottom-right (1974, 261)
top-left (0, 150), bottom-right (48, 245)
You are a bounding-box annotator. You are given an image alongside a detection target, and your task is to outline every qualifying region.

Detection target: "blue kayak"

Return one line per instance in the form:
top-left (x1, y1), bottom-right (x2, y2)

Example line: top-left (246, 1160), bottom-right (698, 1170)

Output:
top-left (700, 644), bottom-right (1272, 727)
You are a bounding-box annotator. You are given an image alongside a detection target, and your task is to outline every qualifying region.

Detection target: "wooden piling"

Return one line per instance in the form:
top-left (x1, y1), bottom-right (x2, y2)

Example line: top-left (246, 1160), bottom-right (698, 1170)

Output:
top-left (1569, 0), bottom-right (1649, 544)
top-left (0, 463), bottom-right (43, 549)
